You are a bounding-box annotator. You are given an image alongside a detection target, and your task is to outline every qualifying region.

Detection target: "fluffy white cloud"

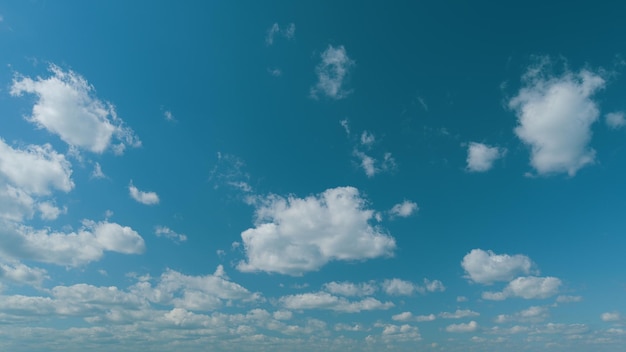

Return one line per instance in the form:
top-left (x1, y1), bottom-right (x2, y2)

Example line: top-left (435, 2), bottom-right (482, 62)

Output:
top-left (0, 220), bottom-right (144, 266)
top-left (382, 279), bottom-right (418, 296)
top-left (605, 112), bottom-right (625, 129)
top-left (91, 162), bottom-right (106, 179)
top-left (237, 187), bottom-right (396, 275)
top-left (601, 312), bottom-right (621, 322)
top-left (323, 281), bottom-right (377, 297)
top-left (376, 323), bottom-right (422, 342)
top-left (353, 150), bottom-right (396, 178)
top-left (461, 249), bottom-right (534, 284)
top-left (360, 131), bottom-right (375, 147)
top-left (37, 201), bottom-right (65, 220)
top-left (556, 295), bottom-right (582, 303)
top-left (483, 276), bottom-right (561, 300)
top-left (129, 181), bottom-right (159, 205)
top-left (10, 65), bottom-right (140, 154)
top-left (496, 305), bottom-right (549, 323)
top-left (154, 226), bottom-right (187, 243)
top-left (389, 200), bottom-right (418, 218)
top-left (439, 309), bottom-right (480, 319)
top-left (391, 312), bottom-right (436, 322)
top-left (279, 292), bottom-right (393, 313)
top-left (466, 142), bottom-right (505, 172)
top-left (509, 63), bottom-right (604, 176)
top-left (0, 262), bottom-right (48, 287)
top-left (310, 45), bottom-right (354, 99)
top-left (445, 321), bottom-right (478, 333)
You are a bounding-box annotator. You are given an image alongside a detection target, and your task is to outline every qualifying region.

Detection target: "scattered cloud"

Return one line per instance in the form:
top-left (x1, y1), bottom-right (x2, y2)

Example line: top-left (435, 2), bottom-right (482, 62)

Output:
top-left (381, 278), bottom-right (444, 296)
top-left (0, 262), bottom-right (48, 287)
top-left (237, 187), bottom-right (396, 275)
top-left (128, 181), bottom-right (159, 205)
top-left (353, 150), bottom-right (396, 178)
top-left (389, 200), bottom-right (418, 218)
top-left (10, 65), bottom-right (141, 154)
top-left (209, 152), bottom-right (252, 193)
top-left (154, 226), bottom-right (187, 243)
top-left (310, 45), bottom-right (354, 100)
top-left (495, 305), bottom-right (549, 323)
top-left (556, 295), bottom-right (582, 303)
top-left (163, 110), bottom-right (176, 122)
top-left (91, 162), bottom-right (106, 179)
top-left (340, 119), bottom-right (350, 135)
top-left (482, 276), bottom-right (561, 300)
top-left (0, 220), bottom-right (145, 267)
top-left (509, 60), bottom-right (604, 176)
top-left (439, 309), bottom-right (480, 319)
top-left (37, 201), bottom-right (65, 220)
top-left (279, 292), bottom-right (393, 313)
top-left (445, 320), bottom-right (478, 333)
top-left (267, 68), bottom-right (282, 77)
top-left (605, 112), bottom-right (625, 129)
top-left (323, 281), bottom-right (377, 297)
top-left (466, 142), bottom-right (505, 172)
top-left (457, 296), bottom-right (468, 302)
top-left (265, 22), bottom-right (295, 45)
top-left (601, 312), bottom-right (621, 322)
top-left (360, 131), bottom-right (375, 147)
top-left (461, 249), bottom-right (534, 284)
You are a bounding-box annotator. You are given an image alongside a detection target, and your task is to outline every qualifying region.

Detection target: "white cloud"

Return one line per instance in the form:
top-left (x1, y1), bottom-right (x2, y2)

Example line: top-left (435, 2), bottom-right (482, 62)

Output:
top-left (265, 23), bottom-right (280, 45)
top-left (466, 142), bottom-right (505, 172)
top-left (601, 312), bottom-right (621, 322)
top-left (445, 321), bottom-right (478, 333)
top-left (382, 279), bottom-right (418, 296)
top-left (91, 162), bottom-right (106, 179)
top-left (509, 63), bottom-right (604, 176)
top-left (279, 292), bottom-right (393, 313)
top-left (310, 45), bottom-right (354, 100)
top-left (129, 181), bottom-right (159, 205)
top-left (360, 131), bottom-right (375, 147)
top-left (237, 187), bottom-right (396, 275)
top-left (10, 65), bottom-right (140, 154)
top-left (340, 119), bottom-right (350, 135)
top-left (163, 110), bottom-right (176, 122)
top-left (0, 220), bottom-right (145, 266)
top-left (556, 295), bottom-right (582, 303)
top-left (457, 296), bottom-right (468, 302)
top-left (154, 226), bottom-right (187, 243)
top-left (392, 311), bottom-right (414, 322)
top-left (354, 150), bottom-right (377, 177)
top-left (323, 281), bottom-right (377, 297)
top-left (423, 279), bottom-right (445, 292)
top-left (606, 112), bottom-right (626, 129)
top-left (461, 249), bottom-right (534, 284)
top-left (37, 201), bottom-right (65, 220)
top-left (389, 200), bottom-right (418, 218)
top-left (496, 305), bottom-right (549, 323)
top-left (376, 323), bottom-right (422, 342)
top-left (0, 262), bottom-right (48, 287)
top-left (439, 309), bottom-right (480, 319)
top-left (483, 276), bottom-right (561, 300)
top-left (265, 23), bottom-right (295, 45)
top-left (283, 23), bottom-right (295, 39)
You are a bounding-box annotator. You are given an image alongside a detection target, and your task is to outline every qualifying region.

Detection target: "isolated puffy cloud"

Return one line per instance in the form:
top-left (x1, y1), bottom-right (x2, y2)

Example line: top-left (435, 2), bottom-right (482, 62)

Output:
top-left (0, 262), bottom-right (48, 287)
top-left (445, 321), bottom-right (478, 333)
top-left (466, 142), bottom-right (505, 172)
top-left (392, 312), bottom-right (437, 323)
top-left (482, 276), bottom-right (561, 300)
top-left (129, 181), bottom-right (159, 205)
top-left (606, 112), bottom-right (626, 129)
top-left (389, 200), bottom-right (418, 218)
top-left (496, 305), bottom-right (549, 323)
top-left (0, 220), bottom-right (144, 266)
top-left (601, 312), bottom-right (621, 322)
top-left (310, 45), bottom-right (354, 99)
top-left (279, 292), bottom-right (393, 313)
top-left (10, 65), bottom-right (140, 154)
top-left (439, 309), bottom-right (480, 319)
top-left (237, 187), bottom-right (396, 275)
top-left (509, 63), bottom-right (604, 176)
top-left (462, 249), bottom-right (534, 284)
top-left (323, 281), bottom-right (377, 297)
top-left (154, 226), bottom-right (187, 243)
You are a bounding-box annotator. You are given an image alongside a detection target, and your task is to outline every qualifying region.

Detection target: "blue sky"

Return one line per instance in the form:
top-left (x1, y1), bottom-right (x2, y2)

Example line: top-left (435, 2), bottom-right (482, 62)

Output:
top-left (1, 1), bottom-right (626, 351)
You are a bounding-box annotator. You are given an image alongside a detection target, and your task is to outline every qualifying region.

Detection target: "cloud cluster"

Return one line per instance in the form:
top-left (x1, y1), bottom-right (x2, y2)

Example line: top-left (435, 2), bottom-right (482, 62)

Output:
top-left (11, 65), bottom-right (141, 154)
top-left (237, 187), bottom-right (396, 275)
top-left (509, 63), bottom-right (604, 176)
top-left (310, 45), bottom-right (354, 99)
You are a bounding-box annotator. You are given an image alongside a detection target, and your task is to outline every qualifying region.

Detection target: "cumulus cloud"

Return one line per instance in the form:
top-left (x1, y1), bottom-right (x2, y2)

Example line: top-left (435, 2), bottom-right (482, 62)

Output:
top-left (323, 281), bottom-right (377, 297)
top-left (0, 262), bottom-right (48, 287)
top-left (445, 320), bottom-right (478, 333)
top-left (382, 278), bottom-right (444, 296)
top-left (601, 312), bottom-right (621, 322)
top-left (605, 112), bottom-right (626, 129)
top-left (389, 200), bottom-right (418, 218)
top-left (495, 305), bottom-right (549, 323)
top-left (482, 276), bottom-right (561, 300)
top-left (279, 292), bottom-right (393, 313)
top-left (509, 62), bottom-right (605, 176)
top-left (461, 249), bottom-right (534, 284)
top-left (237, 187), bottom-right (396, 275)
top-left (310, 45), bottom-right (354, 100)
top-left (0, 220), bottom-right (145, 266)
top-left (154, 226), bottom-right (187, 243)
top-left (129, 181), bottom-right (159, 205)
top-left (10, 65), bottom-right (140, 154)
top-left (37, 201), bottom-right (65, 220)
top-left (466, 142), bottom-right (505, 172)
top-left (439, 309), bottom-right (480, 319)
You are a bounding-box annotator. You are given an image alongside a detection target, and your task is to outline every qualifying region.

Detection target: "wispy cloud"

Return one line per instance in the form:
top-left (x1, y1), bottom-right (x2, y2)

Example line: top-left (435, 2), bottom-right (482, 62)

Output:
top-left (310, 45), bottom-right (354, 100)
top-left (265, 22), bottom-right (296, 45)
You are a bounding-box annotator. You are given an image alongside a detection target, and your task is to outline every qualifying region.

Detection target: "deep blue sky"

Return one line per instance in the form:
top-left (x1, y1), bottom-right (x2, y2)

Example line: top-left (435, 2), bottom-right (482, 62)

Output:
top-left (1, 1), bottom-right (625, 351)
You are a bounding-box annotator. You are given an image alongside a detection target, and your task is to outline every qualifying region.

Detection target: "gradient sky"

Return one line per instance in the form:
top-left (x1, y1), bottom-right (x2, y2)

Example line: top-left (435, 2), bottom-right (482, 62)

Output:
top-left (1, 1), bottom-right (626, 351)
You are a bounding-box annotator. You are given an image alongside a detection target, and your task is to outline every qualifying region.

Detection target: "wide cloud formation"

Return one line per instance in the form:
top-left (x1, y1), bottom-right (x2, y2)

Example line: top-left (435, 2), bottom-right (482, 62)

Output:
top-left (509, 62), bottom-right (605, 176)
top-left (237, 187), bottom-right (396, 275)
top-left (11, 65), bottom-right (140, 154)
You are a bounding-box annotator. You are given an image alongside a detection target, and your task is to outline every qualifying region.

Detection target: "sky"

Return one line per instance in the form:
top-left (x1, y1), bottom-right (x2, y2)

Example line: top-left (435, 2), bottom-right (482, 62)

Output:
top-left (0, 1), bottom-right (625, 351)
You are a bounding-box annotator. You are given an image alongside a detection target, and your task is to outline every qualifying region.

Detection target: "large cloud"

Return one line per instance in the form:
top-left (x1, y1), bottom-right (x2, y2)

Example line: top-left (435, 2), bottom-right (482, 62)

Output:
top-left (461, 249), bottom-right (534, 284)
top-left (509, 62), bottom-right (605, 176)
top-left (237, 187), bottom-right (396, 275)
top-left (0, 220), bottom-right (145, 266)
top-left (10, 65), bottom-right (140, 154)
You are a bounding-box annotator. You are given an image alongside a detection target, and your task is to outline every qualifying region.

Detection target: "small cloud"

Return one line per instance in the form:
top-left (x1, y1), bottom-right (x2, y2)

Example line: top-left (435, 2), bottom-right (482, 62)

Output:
top-left (556, 295), bottom-right (582, 303)
top-left (340, 119), bottom-right (350, 135)
top-left (606, 112), bottom-right (625, 129)
top-left (446, 321), bottom-right (478, 333)
top-left (38, 201), bottom-right (66, 220)
top-left (601, 312), bottom-right (621, 322)
top-left (360, 131), bottom-right (376, 147)
top-left (163, 110), bottom-right (176, 122)
top-left (129, 181), bottom-right (159, 205)
top-left (268, 68), bottom-right (282, 77)
top-left (389, 200), bottom-right (419, 218)
top-left (310, 45), bottom-right (354, 100)
top-left (266, 22), bottom-right (295, 46)
top-left (265, 23), bottom-right (280, 45)
top-left (466, 142), bottom-right (506, 172)
top-left (283, 23), bottom-right (296, 40)
top-left (457, 296), bottom-right (468, 302)
top-left (91, 162), bottom-right (106, 179)
top-left (155, 225), bottom-right (187, 243)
